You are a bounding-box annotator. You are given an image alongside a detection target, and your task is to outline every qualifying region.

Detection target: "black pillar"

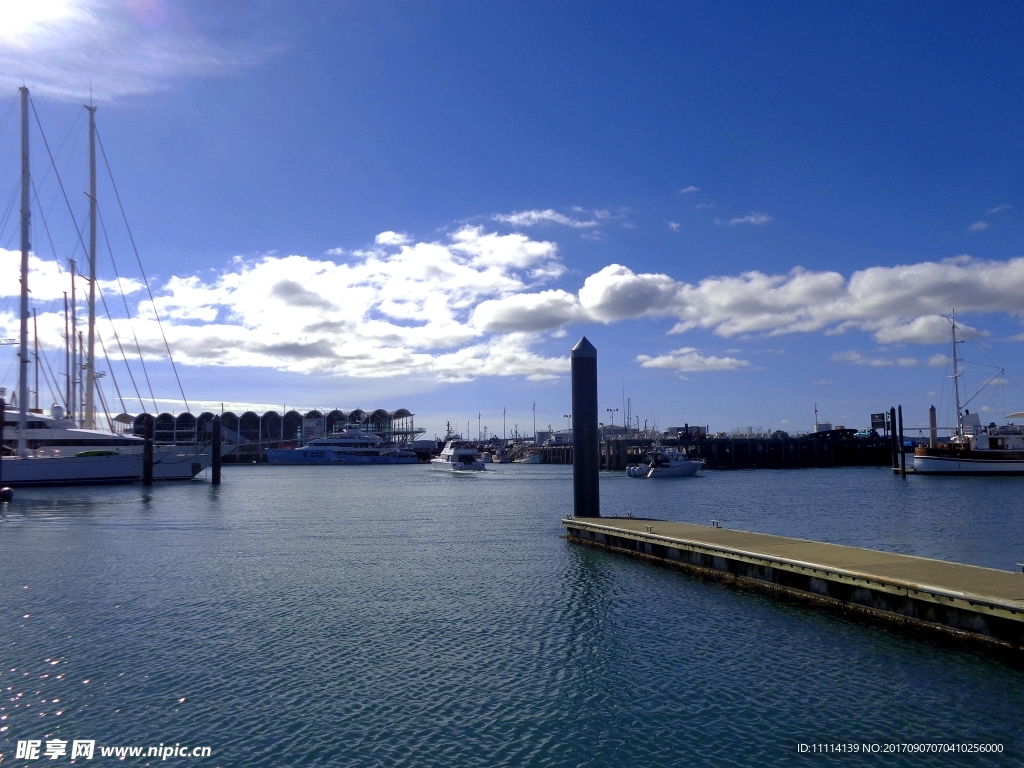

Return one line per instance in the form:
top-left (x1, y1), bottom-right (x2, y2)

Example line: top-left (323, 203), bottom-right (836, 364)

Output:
top-left (898, 404), bottom-right (906, 477)
top-left (142, 414), bottom-right (153, 486)
top-left (889, 407), bottom-right (898, 469)
top-left (0, 397), bottom-right (4, 487)
top-left (571, 337), bottom-right (599, 517)
top-left (212, 415), bottom-right (222, 486)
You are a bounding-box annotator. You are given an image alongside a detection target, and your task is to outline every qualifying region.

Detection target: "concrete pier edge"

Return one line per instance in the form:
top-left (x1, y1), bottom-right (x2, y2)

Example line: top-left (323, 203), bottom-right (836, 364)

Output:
top-left (563, 516), bottom-right (1024, 654)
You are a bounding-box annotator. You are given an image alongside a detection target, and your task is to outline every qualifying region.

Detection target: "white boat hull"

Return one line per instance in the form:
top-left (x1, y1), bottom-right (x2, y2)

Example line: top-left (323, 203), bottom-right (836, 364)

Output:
top-left (645, 461), bottom-right (702, 478)
top-left (913, 453), bottom-right (1024, 475)
top-left (152, 444), bottom-right (224, 480)
top-left (0, 454), bottom-right (143, 486)
top-left (430, 459), bottom-right (486, 471)
top-left (513, 454), bottom-right (541, 464)
top-left (266, 450), bottom-right (418, 465)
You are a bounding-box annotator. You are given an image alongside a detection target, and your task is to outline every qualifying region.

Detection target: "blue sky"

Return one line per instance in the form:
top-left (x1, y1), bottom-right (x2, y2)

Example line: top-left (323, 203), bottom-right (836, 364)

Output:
top-left (2, 0), bottom-right (1024, 439)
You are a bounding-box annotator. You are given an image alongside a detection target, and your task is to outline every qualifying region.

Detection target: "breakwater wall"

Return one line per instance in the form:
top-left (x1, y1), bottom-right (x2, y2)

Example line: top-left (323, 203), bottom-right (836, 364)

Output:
top-left (538, 435), bottom-right (892, 469)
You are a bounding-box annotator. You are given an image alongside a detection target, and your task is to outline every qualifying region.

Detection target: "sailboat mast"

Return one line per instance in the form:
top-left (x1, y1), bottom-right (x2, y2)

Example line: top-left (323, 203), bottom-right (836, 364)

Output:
top-left (33, 309), bottom-right (39, 411)
top-left (64, 292), bottom-right (69, 413)
top-left (951, 310), bottom-right (963, 436)
top-left (70, 259), bottom-right (77, 424)
top-left (18, 87), bottom-right (30, 457)
top-left (84, 104), bottom-right (97, 429)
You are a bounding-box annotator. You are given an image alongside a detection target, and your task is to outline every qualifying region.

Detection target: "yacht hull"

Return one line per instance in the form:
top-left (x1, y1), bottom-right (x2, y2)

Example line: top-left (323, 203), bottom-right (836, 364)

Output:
top-left (430, 459), bottom-right (485, 471)
top-left (513, 454), bottom-right (541, 464)
top-left (913, 452), bottom-right (1024, 475)
top-left (0, 454), bottom-right (143, 486)
top-left (645, 461), bottom-right (702, 478)
top-left (266, 450), bottom-right (418, 465)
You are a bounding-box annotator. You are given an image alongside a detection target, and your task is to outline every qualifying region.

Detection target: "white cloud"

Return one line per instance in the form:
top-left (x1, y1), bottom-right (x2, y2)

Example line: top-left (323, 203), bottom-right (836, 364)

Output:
top-left (716, 213), bottom-right (773, 226)
top-left (636, 347), bottom-right (751, 372)
top-left (578, 265), bottom-right (679, 322)
top-left (679, 186), bottom-right (700, 194)
top-left (986, 204), bottom-right (1012, 215)
top-left (0, 0), bottom-right (257, 101)
top-left (472, 290), bottom-right (581, 333)
top-left (0, 227), bottom-right (570, 383)
top-left (968, 221), bottom-right (989, 232)
top-left (928, 354), bottom-right (951, 367)
top-left (869, 315), bottom-right (978, 345)
top-left (12, 222), bottom-right (1024, 386)
top-left (694, 203), bottom-right (714, 210)
top-left (832, 351), bottom-right (917, 367)
top-left (375, 231), bottom-right (410, 246)
top-left (667, 221), bottom-right (680, 231)
top-left (492, 209), bottom-right (597, 229)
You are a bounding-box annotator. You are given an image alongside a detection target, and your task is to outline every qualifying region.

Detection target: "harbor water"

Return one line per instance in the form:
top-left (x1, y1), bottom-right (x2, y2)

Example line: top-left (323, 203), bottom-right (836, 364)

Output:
top-left (1, 465), bottom-right (1022, 766)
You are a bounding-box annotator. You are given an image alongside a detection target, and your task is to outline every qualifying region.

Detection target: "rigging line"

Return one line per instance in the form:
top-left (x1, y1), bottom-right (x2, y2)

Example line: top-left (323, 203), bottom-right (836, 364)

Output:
top-left (962, 331), bottom-right (1024, 399)
top-left (0, 92), bottom-right (16, 139)
top-left (96, 126), bottom-right (189, 414)
top-left (38, 342), bottom-right (61, 409)
top-left (97, 204), bottom-right (154, 411)
top-left (32, 105), bottom-right (84, 193)
top-left (28, 95), bottom-right (92, 268)
top-left (94, 374), bottom-right (114, 432)
top-left (96, 328), bottom-right (127, 415)
top-left (0, 176), bottom-right (20, 246)
top-left (31, 179), bottom-right (66, 274)
top-left (96, 279), bottom-right (151, 412)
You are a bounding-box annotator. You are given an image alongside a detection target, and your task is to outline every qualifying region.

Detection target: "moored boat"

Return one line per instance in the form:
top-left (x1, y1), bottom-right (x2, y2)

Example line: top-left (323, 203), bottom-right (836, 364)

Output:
top-left (431, 440), bottom-right (486, 471)
top-left (913, 312), bottom-right (1024, 475)
top-left (914, 413), bottom-right (1024, 475)
top-left (266, 430), bottom-right (419, 464)
top-left (513, 452), bottom-right (541, 464)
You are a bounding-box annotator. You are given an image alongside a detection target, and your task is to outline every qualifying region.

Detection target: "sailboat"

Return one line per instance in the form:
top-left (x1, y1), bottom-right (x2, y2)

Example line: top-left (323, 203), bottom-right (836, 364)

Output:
top-left (912, 311), bottom-right (1024, 475)
top-left (0, 88), bottom-right (143, 486)
top-left (2, 89), bottom-right (224, 484)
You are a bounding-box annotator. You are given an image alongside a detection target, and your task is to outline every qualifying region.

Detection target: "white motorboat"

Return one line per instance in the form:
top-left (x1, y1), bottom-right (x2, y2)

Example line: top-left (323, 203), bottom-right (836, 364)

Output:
top-left (627, 447), bottom-right (702, 478)
top-left (913, 312), bottom-right (1024, 475)
top-left (266, 430), bottom-right (419, 464)
top-left (513, 452), bottom-right (541, 464)
top-left (431, 440), bottom-right (486, 471)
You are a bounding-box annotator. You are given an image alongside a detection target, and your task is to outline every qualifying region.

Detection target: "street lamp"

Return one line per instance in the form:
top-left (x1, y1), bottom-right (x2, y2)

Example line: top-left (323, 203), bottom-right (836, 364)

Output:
top-left (563, 413), bottom-right (571, 432)
top-left (606, 408), bottom-right (618, 429)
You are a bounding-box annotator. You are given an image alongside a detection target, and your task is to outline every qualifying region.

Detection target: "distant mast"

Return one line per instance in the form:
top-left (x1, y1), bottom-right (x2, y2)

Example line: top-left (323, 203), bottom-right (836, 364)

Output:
top-left (84, 102), bottom-right (98, 429)
top-left (18, 87), bottom-right (30, 456)
top-left (951, 310), bottom-right (963, 437)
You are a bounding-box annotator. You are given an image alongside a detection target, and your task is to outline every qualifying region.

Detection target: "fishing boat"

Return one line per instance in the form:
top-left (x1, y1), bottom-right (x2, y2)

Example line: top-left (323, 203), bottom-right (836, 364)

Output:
top-left (913, 312), bottom-right (1024, 475)
top-left (430, 440), bottom-right (486, 471)
top-left (266, 430), bottom-right (418, 464)
top-left (626, 446), bottom-right (702, 478)
top-left (513, 452), bottom-right (541, 464)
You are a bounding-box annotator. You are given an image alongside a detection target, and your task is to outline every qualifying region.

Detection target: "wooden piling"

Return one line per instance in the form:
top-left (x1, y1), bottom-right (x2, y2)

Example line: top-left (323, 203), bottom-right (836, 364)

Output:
top-left (212, 415), bottom-right (222, 486)
top-left (142, 414), bottom-right (153, 486)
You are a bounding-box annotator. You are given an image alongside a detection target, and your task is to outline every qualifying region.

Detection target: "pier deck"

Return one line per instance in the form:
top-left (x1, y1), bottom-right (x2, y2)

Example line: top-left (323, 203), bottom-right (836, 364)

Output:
top-left (563, 517), bottom-right (1024, 651)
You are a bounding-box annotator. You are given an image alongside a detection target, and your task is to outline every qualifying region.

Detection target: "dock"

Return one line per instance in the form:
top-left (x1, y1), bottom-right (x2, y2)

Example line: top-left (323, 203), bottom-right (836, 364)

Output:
top-left (563, 517), bottom-right (1024, 651)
